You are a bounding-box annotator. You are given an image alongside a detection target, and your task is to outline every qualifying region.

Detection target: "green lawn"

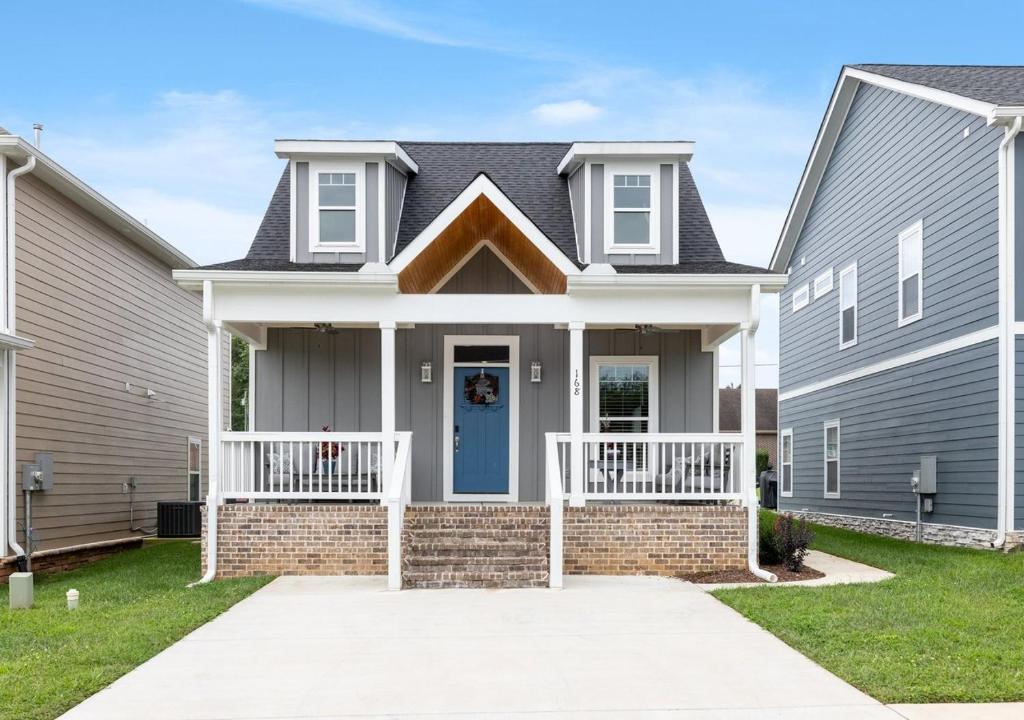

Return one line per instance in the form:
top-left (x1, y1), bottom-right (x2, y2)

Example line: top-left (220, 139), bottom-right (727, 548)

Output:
top-left (714, 518), bottom-right (1024, 703)
top-left (0, 540), bottom-right (271, 720)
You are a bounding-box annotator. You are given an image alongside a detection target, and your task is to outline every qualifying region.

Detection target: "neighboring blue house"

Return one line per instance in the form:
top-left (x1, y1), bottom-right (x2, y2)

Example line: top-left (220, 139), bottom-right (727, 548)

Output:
top-left (771, 65), bottom-right (1024, 548)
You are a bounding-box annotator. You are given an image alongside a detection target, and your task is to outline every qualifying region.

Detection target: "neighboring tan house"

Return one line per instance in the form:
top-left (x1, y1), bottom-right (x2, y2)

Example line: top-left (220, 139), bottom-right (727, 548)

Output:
top-left (719, 388), bottom-right (778, 467)
top-left (772, 65), bottom-right (1024, 548)
top-left (173, 140), bottom-right (787, 589)
top-left (0, 128), bottom-right (218, 579)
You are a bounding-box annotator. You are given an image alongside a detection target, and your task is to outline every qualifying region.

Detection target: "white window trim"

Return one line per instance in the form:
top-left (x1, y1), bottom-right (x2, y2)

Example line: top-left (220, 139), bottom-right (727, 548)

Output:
top-left (792, 284), bottom-right (810, 312)
top-left (823, 419), bottom-right (840, 499)
top-left (187, 436), bottom-right (202, 502)
top-left (588, 356), bottom-right (660, 433)
top-left (308, 159), bottom-right (366, 253)
top-left (839, 262), bottom-right (858, 349)
top-left (813, 268), bottom-right (833, 298)
top-left (897, 219), bottom-right (924, 327)
top-left (780, 428), bottom-right (793, 498)
top-left (603, 162), bottom-right (661, 254)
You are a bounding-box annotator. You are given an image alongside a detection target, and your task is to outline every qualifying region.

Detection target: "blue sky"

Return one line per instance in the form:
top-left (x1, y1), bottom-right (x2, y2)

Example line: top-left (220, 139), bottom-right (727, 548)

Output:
top-left (2, 1), bottom-right (1022, 386)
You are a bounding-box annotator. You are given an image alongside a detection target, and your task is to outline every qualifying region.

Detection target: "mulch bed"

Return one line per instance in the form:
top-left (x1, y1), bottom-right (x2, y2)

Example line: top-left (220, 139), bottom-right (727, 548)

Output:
top-left (681, 563), bottom-right (825, 584)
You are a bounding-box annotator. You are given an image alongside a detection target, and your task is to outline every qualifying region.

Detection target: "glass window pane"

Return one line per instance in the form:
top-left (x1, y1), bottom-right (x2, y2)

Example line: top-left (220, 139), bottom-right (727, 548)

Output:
top-left (319, 183), bottom-right (355, 206)
top-left (188, 473), bottom-right (200, 502)
top-left (825, 427), bottom-right (839, 459)
top-left (826, 461), bottom-right (838, 493)
top-left (613, 211), bottom-right (650, 244)
top-left (901, 233), bottom-right (921, 276)
top-left (782, 464), bottom-right (791, 493)
top-left (782, 435), bottom-right (791, 463)
top-left (614, 185), bottom-right (651, 209)
top-left (453, 345), bottom-right (510, 363)
top-left (598, 363), bottom-right (650, 434)
top-left (841, 271), bottom-right (857, 306)
top-left (842, 307), bottom-right (856, 343)
top-left (320, 209), bottom-right (355, 243)
top-left (902, 276), bottom-right (919, 318)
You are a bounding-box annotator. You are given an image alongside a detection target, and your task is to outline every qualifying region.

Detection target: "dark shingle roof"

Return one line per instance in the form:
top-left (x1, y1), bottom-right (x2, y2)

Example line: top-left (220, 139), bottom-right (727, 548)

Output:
top-left (718, 388), bottom-right (778, 433)
top-left (199, 142), bottom-right (768, 273)
top-left (851, 64), bottom-right (1024, 106)
top-left (200, 258), bottom-right (363, 272)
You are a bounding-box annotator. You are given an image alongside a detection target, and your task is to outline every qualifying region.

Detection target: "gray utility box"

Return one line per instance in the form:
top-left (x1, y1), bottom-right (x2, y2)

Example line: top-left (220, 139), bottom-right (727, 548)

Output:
top-left (911, 455), bottom-right (937, 494)
top-left (22, 452), bottom-right (54, 491)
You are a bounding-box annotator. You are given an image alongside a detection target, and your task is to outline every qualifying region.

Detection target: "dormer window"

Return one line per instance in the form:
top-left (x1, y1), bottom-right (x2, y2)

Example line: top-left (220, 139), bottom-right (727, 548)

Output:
top-left (603, 163), bottom-right (661, 253)
top-left (309, 160), bottom-right (365, 252)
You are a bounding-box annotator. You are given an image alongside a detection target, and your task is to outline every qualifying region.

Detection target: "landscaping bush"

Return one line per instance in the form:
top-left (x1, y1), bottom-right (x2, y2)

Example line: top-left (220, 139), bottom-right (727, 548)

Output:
top-left (758, 509), bottom-right (782, 565)
top-left (773, 513), bottom-right (814, 571)
top-left (756, 449), bottom-right (771, 476)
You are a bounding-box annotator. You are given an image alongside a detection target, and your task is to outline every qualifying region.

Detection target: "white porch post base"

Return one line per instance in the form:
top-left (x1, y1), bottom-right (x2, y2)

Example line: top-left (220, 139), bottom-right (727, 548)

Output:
top-left (568, 322), bottom-right (585, 507)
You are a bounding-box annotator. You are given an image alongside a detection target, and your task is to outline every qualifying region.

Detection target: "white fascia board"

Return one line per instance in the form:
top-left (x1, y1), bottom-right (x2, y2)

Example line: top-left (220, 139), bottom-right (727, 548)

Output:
top-left (771, 66), bottom-right (1002, 273)
top-left (273, 140), bottom-right (418, 174)
top-left (0, 136), bottom-right (196, 269)
top-left (209, 282), bottom-right (754, 326)
top-left (172, 268), bottom-right (399, 292)
top-left (387, 174), bottom-right (580, 276)
top-left (557, 141), bottom-right (695, 175)
top-left (568, 273), bottom-right (787, 293)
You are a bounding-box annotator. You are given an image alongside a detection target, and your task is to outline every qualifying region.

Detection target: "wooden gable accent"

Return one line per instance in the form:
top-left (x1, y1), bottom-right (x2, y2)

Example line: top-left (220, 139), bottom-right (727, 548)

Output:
top-left (397, 194), bottom-right (568, 294)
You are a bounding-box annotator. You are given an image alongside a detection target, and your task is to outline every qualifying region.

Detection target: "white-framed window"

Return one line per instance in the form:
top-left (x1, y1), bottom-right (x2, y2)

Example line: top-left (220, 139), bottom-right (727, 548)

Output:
top-left (839, 263), bottom-right (858, 349)
top-left (309, 160), bottom-right (365, 252)
top-left (823, 420), bottom-right (840, 498)
top-left (814, 268), bottom-right (833, 298)
top-left (589, 356), bottom-right (659, 434)
top-left (187, 436), bottom-right (202, 502)
top-left (898, 220), bottom-right (923, 326)
top-left (792, 284), bottom-right (810, 312)
top-left (604, 164), bottom-right (660, 253)
top-left (780, 429), bottom-right (793, 497)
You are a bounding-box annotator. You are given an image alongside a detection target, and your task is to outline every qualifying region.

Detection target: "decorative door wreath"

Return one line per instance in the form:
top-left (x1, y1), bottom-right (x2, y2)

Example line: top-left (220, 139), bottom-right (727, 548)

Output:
top-left (464, 371), bottom-right (500, 405)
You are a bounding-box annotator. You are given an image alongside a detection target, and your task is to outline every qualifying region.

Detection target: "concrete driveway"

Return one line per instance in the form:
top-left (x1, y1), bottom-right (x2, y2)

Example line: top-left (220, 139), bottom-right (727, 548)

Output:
top-left (60, 575), bottom-right (898, 719)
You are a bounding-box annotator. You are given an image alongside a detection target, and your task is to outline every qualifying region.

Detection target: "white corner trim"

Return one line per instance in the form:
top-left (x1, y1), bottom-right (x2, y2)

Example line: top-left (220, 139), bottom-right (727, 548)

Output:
top-left (388, 174), bottom-right (579, 276)
top-left (377, 161), bottom-right (386, 263)
top-left (583, 161), bottom-right (592, 264)
top-left (779, 324), bottom-right (999, 402)
top-left (442, 335), bottom-right (520, 503)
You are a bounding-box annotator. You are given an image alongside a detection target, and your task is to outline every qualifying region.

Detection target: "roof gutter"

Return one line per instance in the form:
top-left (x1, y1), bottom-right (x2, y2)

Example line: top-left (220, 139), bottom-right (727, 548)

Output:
top-left (568, 273), bottom-right (788, 293)
top-left (5, 155), bottom-right (35, 560)
top-left (172, 269), bottom-right (400, 292)
top-left (994, 114), bottom-right (1022, 549)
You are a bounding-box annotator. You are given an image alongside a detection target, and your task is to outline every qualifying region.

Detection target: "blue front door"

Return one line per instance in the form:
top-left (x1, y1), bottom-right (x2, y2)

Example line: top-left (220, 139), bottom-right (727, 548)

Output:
top-left (453, 366), bottom-right (510, 494)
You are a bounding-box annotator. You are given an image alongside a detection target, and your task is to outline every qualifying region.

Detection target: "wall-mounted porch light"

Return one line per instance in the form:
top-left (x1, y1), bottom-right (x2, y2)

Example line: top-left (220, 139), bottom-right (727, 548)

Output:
top-left (530, 361), bottom-right (542, 383)
top-left (420, 361), bottom-right (432, 383)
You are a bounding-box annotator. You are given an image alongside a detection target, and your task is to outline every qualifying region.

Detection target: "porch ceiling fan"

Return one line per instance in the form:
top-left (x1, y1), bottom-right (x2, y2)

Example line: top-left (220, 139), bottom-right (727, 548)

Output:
top-left (314, 323), bottom-right (340, 335)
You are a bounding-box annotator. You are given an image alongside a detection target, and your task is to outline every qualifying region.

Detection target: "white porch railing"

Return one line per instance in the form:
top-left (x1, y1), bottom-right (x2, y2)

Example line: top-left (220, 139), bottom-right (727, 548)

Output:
top-left (219, 432), bottom-right (386, 500)
top-left (549, 432), bottom-right (744, 502)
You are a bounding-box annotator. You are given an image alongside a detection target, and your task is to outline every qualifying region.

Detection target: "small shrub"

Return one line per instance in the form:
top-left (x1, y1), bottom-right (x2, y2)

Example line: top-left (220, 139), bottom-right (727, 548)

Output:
top-left (756, 449), bottom-right (771, 477)
top-left (758, 510), bottom-right (782, 565)
top-left (773, 513), bottom-right (814, 572)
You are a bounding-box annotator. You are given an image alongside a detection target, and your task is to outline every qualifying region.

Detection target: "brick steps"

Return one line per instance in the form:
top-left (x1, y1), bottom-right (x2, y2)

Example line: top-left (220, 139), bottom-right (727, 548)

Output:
top-left (402, 506), bottom-right (550, 589)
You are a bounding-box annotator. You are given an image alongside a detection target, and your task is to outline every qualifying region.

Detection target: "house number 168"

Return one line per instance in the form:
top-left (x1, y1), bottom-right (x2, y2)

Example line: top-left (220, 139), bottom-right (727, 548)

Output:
top-left (573, 370), bottom-right (581, 396)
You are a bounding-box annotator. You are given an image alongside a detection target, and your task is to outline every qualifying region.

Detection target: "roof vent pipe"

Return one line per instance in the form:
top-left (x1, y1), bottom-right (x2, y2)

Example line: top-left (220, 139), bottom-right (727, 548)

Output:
top-left (31, 124), bottom-right (42, 148)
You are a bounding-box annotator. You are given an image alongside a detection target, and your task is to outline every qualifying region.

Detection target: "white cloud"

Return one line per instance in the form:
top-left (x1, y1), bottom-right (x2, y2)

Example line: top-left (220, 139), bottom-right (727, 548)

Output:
top-left (531, 100), bottom-right (604, 125)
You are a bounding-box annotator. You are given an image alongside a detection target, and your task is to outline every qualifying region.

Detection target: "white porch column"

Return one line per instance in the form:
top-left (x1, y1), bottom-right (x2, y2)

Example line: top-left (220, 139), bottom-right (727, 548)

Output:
top-left (568, 321), bottom-right (585, 507)
top-left (740, 326), bottom-right (757, 506)
top-left (207, 321), bottom-right (224, 505)
top-left (380, 321), bottom-right (396, 493)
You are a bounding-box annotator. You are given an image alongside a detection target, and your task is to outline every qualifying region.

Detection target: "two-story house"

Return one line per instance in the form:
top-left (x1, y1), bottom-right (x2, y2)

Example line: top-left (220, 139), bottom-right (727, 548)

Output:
top-left (772, 65), bottom-right (1024, 548)
top-left (174, 140), bottom-right (786, 589)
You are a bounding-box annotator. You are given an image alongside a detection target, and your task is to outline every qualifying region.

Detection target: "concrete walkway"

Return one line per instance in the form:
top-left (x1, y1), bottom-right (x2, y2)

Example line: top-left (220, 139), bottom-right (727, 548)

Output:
top-left (59, 575), bottom-right (902, 719)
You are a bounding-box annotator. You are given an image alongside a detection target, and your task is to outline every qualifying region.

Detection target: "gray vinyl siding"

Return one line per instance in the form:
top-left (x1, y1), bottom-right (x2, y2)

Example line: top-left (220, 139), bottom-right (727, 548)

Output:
top-left (384, 162), bottom-right (407, 261)
top-left (779, 83), bottom-right (1001, 391)
top-left (12, 174), bottom-right (212, 552)
top-left (1016, 337), bottom-right (1024, 530)
top-left (294, 160), bottom-right (379, 264)
top-left (568, 165), bottom-right (584, 261)
top-left (590, 163), bottom-right (675, 266)
top-left (779, 340), bottom-right (998, 529)
top-left (255, 324), bottom-right (713, 503)
top-left (1016, 140), bottom-right (1024, 320)
top-left (437, 246), bottom-right (531, 294)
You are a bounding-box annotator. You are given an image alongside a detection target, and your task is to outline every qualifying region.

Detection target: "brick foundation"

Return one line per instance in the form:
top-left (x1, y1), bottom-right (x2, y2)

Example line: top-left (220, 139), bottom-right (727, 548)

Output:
top-left (1, 537), bottom-right (144, 583)
top-left (204, 504), bottom-right (388, 578)
top-left (563, 504), bottom-right (747, 576)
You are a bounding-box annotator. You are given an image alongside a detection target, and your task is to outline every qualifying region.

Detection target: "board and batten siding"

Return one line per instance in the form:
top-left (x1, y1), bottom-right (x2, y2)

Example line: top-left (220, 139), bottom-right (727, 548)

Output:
top-left (294, 160), bottom-right (380, 264)
top-left (779, 82), bottom-right (1001, 391)
top-left (11, 174), bottom-right (215, 553)
top-left (255, 324), bottom-right (713, 503)
top-left (384, 162), bottom-right (407, 261)
top-left (780, 340), bottom-right (998, 529)
top-left (567, 165), bottom-right (585, 261)
top-left (588, 162), bottom-right (675, 266)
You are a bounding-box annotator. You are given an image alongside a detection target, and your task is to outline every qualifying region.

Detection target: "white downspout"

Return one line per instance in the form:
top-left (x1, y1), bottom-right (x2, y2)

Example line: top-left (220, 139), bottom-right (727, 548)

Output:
top-left (994, 115), bottom-right (1022, 549)
top-left (5, 154), bottom-right (35, 561)
top-left (189, 280), bottom-right (221, 586)
top-left (743, 285), bottom-right (777, 582)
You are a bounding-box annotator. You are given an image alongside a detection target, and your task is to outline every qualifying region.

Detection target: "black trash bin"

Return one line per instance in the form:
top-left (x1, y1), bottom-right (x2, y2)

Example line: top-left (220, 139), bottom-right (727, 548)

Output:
top-left (759, 469), bottom-right (778, 510)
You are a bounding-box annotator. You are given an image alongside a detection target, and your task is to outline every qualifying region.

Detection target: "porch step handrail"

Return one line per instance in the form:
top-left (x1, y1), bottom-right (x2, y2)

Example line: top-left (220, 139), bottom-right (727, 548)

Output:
top-left (387, 431), bottom-right (414, 591)
top-left (544, 432), bottom-right (564, 589)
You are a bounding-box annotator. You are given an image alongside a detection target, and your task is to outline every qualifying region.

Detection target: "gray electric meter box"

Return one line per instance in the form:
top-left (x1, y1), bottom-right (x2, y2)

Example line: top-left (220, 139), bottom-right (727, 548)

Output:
top-left (914, 455), bottom-right (937, 495)
top-left (21, 452), bottom-right (54, 491)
